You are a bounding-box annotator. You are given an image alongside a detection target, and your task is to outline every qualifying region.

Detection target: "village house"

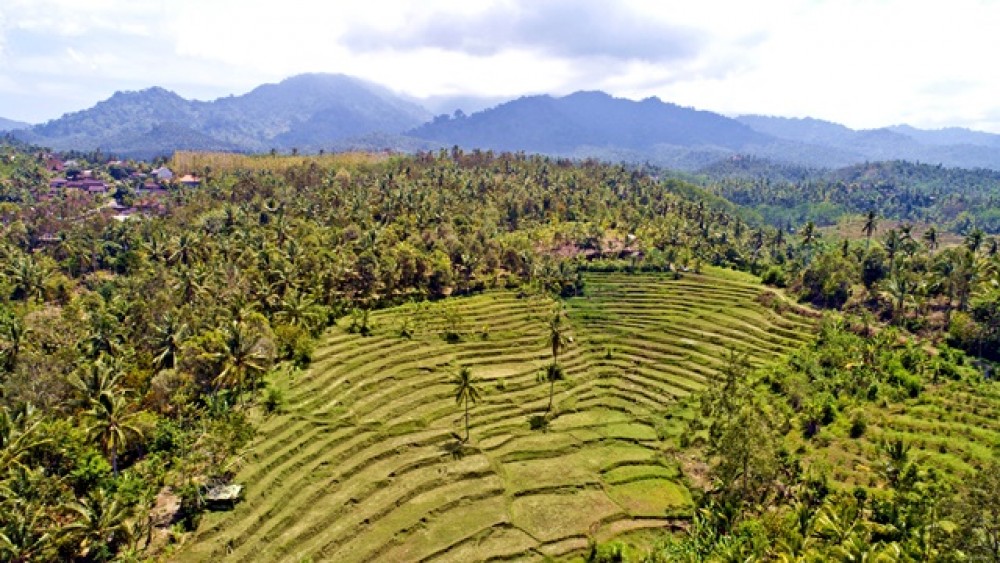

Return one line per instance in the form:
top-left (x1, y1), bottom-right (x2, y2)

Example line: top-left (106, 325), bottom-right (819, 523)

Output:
top-left (151, 167), bottom-right (174, 181)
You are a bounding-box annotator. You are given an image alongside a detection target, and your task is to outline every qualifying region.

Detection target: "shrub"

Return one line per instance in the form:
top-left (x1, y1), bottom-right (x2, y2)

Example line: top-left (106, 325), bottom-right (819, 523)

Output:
top-left (529, 414), bottom-right (550, 431)
top-left (263, 385), bottom-right (285, 414)
top-left (761, 266), bottom-right (787, 288)
top-left (849, 413), bottom-right (867, 438)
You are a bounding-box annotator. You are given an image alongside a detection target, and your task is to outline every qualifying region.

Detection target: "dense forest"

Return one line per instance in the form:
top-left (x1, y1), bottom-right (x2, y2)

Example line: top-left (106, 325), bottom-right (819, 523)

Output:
top-left (0, 142), bottom-right (997, 560)
top-left (695, 157), bottom-right (1000, 233)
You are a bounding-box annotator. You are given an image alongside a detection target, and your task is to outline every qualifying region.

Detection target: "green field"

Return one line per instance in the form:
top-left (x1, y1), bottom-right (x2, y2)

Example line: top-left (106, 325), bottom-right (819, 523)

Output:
top-left (179, 269), bottom-right (818, 562)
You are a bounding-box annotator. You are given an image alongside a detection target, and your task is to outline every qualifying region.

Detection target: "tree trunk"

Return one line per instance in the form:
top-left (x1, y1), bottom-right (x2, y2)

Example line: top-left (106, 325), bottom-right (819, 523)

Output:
top-left (464, 397), bottom-right (470, 442)
top-left (547, 379), bottom-right (555, 413)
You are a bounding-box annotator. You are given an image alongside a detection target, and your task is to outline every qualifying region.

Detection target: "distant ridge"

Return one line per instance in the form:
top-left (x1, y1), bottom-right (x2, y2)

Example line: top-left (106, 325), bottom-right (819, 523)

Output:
top-left (16, 74), bottom-right (430, 158)
top-left (13, 73), bottom-right (1000, 170)
top-left (0, 117), bottom-right (30, 132)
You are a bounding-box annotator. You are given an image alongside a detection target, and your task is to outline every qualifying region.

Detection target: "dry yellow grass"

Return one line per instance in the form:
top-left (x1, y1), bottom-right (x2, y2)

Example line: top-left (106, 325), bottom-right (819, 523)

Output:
top-left (169, 150), bottom-right (388, 175)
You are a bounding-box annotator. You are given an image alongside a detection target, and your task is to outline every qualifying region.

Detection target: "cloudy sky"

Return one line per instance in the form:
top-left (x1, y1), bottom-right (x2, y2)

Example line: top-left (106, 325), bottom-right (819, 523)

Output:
top-left (2, 0), bottom-right (999, 132)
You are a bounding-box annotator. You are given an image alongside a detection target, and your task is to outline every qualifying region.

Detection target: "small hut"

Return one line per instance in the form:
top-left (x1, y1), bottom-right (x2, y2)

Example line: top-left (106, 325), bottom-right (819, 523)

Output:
top-left (204, 483), bottom-right (244, 510)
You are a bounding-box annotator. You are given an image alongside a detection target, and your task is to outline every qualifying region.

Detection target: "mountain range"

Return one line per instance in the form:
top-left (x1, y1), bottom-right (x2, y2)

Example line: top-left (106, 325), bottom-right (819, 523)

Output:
top-left (13, 73), bottom-right (1000, 170)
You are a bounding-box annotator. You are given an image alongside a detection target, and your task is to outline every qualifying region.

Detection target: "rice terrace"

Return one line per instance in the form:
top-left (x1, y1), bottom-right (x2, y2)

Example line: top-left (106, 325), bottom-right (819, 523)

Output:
top-left (180, 269), bottom-right (817, 561)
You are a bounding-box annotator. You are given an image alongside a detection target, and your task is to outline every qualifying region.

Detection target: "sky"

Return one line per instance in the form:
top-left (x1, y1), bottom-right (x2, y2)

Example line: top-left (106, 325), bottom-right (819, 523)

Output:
top-left (2, 0), bottom-right (1000, 132)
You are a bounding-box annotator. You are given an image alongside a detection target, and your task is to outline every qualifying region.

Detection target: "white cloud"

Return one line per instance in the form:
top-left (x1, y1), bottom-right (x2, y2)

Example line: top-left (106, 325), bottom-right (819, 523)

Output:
top-left (1, 0), bottom-right (1000, 132)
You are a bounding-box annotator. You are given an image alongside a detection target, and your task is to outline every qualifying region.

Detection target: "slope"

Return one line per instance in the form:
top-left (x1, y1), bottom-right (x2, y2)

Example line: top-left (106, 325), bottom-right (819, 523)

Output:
top-left (179, 268), bottom-right (817, 562)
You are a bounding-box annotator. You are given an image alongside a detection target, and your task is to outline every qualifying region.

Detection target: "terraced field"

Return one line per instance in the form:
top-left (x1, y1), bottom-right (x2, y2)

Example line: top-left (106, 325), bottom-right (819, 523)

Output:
top-left (180, 269), bottom-right (818, 562)
top-left (804, 379), bottom-right (1000, 487)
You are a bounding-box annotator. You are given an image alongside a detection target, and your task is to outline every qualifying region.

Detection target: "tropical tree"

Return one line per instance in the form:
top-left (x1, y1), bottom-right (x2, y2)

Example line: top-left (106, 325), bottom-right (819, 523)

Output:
top-left (548, 307), bottom-right (568, 365)
top-left (451, 366), bottom-right (480, 442)
top-left (63, 489), bottom-right (135, 560)
top-left (152, 314), bottom-right (188, 370)
top-left (83, 390), bottom-right (142, 474)
top-left (922, 226), bottom-right (939, 255)
top-left (539, 363), bottom-right (564, 414)
top-left (862, 210), bottom-right (878, 250)
top-left (212, 318), bottom-right (275, 400)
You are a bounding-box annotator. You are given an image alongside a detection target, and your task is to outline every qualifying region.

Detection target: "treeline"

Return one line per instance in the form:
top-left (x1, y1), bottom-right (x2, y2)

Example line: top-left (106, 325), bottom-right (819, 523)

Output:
top-left (696, 158), bottom-right (1000, 233)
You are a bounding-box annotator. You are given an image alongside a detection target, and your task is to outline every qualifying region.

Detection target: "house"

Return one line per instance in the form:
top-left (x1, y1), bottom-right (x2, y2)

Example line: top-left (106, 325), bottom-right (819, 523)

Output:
top-left (151, 167), bottom-right (173, 181)
top-left (49, 178), bottom-right (67, 189)
top-left (179, 174), bottom-right (201, 187)
top-left (45, 156), bottom-right (64, 172)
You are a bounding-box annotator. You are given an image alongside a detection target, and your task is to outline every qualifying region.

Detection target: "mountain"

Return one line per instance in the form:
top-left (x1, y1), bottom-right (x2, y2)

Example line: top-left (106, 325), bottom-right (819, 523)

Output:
top-left (736, 115), bottom-right (1000, 169)
top-left (410, 91), bottom-right (770, 154)
top-left (17, 74), bottom-right (431, 158)
top-left (0, 117), bottom-right (31, 132)
top-left (16, 73), bottom-right (1000, 170)
top-left (887, 124), bottom-right (1000, 148)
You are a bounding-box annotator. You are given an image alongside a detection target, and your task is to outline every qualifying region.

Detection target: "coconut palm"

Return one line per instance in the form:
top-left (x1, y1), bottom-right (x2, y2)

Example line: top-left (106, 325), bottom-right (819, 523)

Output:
top-left (548, 307), bottom-right (568, 365)
top-left (965, 228), bottom-right (985, 254)
top-left (152, 314), bottom-right (188, 370)
top-left (0, 405), bottom-right (49, 473)
top-left (451, 366), bottom-right (480, 442)
top-left (862, 210), bottom-right (878, 250)
top-left (539, 363), bottom-right (565, 414)
top-left (63, 489), bottom-right (135, 559)
top-left (83, 390), bottom-right (142, 474)
top-left (922, 226), bottom-right (939, 255)
top-left (213, 320), bottom-right (274, 399)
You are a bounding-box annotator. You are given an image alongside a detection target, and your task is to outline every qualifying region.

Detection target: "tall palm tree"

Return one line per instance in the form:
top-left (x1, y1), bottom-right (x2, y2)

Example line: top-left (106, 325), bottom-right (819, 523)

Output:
top-left (451, 366), bottom-right (480, 442)
top-left (548, 307), bottom-right (568, 365)
top-left (922, 226), bottom-right (939, 256)
top-left (83, 390), bottom-right (142, 474)
top-left (539, 363), bottom-right (565, 414)
top-left (862, 210), bottom-right (878, 250)
top-left (800, 221), bottom-right (818, 263)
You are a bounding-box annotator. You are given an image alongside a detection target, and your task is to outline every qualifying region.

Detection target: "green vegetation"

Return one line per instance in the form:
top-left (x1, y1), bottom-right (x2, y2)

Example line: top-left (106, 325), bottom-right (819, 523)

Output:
top-left (0, 138), bottom-right (996, 561)
top-left (178, 269), bottom-right (814, 561)
top-left (698, 158), bottom-right (1000, 234)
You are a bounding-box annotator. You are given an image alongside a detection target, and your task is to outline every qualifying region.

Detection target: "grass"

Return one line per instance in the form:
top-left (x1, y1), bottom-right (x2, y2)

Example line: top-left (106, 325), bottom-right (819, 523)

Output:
top-left (179, 270), bottom-right (817, 561)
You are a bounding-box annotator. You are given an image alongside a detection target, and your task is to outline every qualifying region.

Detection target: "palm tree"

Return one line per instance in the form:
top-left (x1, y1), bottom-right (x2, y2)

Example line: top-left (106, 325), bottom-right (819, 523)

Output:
top-left (213, 320), bottom-right (273, 399)
top-left (800, 221), bottom-right (818, 263)
top-left (63, 489), bottom-right (135, 559)
top-left (83, 390), bottom-right (142, 474)
top-left (922, 226), bottom-right (939, 255)
top-left (862, 210), bottom-right (878, 250)
top-left (68, 355), bottom-right (121, 409)
top-left (0, 405), bottom-right (50, 473)
top-left (152, 314), bottom-right (188, 370)
top-left (883, 271), bottom-right (914, 325)
top-left (539, 363), bottom-right (565, 414)
top-left (883, 229), bottom-right (901, 270)
top-left (0, 315), bottom-right (28, 372)
top-left (548, 307), bottom-right (568, 365)
top-left (965, 228), bottom-right (985, 254)
top-left (451, 366), bottom-right (480, 442)
top-left (5, 254), bottom-right (47, 303)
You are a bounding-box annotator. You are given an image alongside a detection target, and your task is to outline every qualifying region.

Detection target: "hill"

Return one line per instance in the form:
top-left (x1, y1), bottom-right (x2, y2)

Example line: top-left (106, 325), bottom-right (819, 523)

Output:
top-left (737, 114), bottom-right (1000, 170)
top-left (17, 74), bottom-right (430, 157)
top-left (180, 269), bottom-right (817, 561)
top-left (0, 117), bottom-right (30, 131)
top-left (410, 91), bottom-right (770, 154)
